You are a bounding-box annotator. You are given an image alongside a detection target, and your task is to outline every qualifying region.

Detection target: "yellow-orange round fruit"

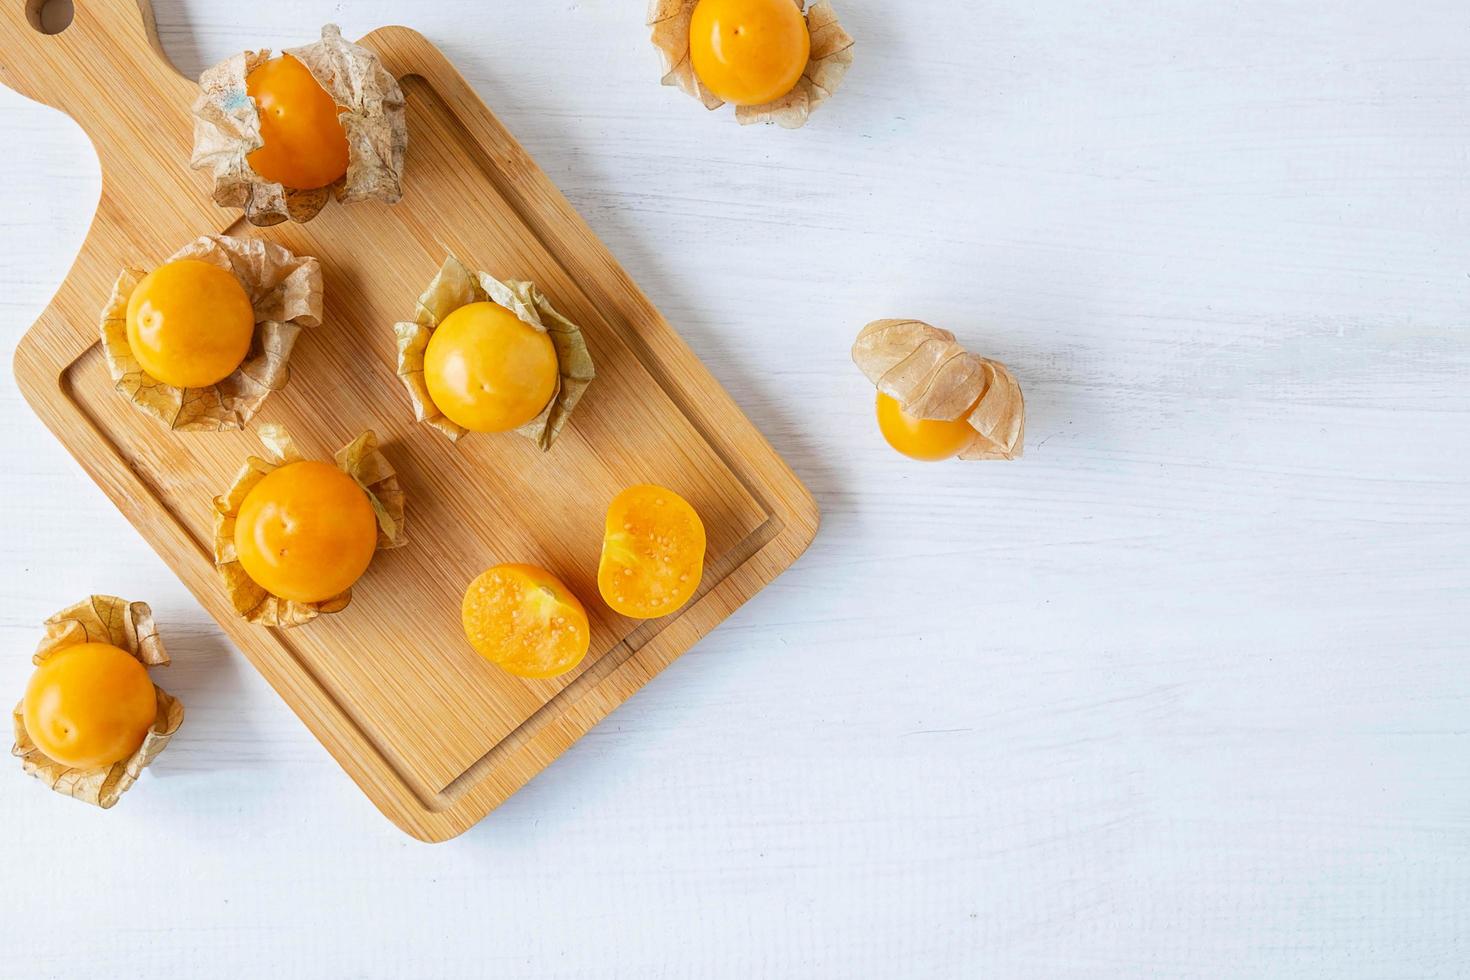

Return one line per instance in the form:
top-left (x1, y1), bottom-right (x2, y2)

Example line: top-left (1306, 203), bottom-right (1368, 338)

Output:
top-left (688, 0), bottom-right (811, 106)
top-left (597, 485), bottom-right (706, 619)
top-left (23, 643), bottom-right (157, 770)
top-left (462, 564), bottom-right (591, 679)
top-left (423, 302), bottom-right (558, 433)
top-left (246, 54), bottom-right (350, 190)
top-left (875, 392), bottom-right (977, 461)
top-left (234, 460), bottom-right (379, 603)
top-left (126, 259), bottom-right (254, 388)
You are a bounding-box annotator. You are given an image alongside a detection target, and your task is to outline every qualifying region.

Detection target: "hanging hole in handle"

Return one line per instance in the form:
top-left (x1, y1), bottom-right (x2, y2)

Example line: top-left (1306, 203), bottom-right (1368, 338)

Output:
top-left (25, 0), bottom-right (74, 35)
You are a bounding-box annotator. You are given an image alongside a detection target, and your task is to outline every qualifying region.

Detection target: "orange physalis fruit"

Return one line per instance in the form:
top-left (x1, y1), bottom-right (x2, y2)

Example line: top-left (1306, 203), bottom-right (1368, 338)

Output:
top-left (422, 301), bottom-right (559, 433)
top-left (246, 54), bottom-right (350, 190)
top-left (462, 564), bottom-right (591, 679)
top-left (23, 643), bottom-right (157, 770)
top-left (688, 0), bottom-right (811, 106)
top-left (234, 460), bottom-right (380, 604)
top-left (126, 258), bottom-right (254, 388)
top-left (597, 485), bottom-right (706, 619)
top-left (875, 391), bottom-right (979, 462)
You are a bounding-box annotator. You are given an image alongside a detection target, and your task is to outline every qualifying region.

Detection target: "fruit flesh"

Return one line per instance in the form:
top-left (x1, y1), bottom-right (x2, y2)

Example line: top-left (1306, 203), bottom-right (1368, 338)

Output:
top-left (23, 643), bottom-right (157, 770)
top-left (875, 392), bottom-right (977, 461)
top-left (689, 0), bottom-right (811, 106)
top-left (462, 564), bottom-right (590, 679)
top-left (597, 485), bottom-right (706, 619)
top-left (126, 259), bottom-right (254, 388)
top-left (234, 460), bottom-right (379, 603)
top-left (246, 54), bottom-right (350, 190)
top-left (423, 302), bottom-right (559, 433)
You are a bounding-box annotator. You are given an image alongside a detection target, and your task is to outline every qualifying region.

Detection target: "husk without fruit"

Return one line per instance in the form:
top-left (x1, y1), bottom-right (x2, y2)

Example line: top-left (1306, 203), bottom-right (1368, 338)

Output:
top-left (212, 424), bottom-right (407, 628)
top-left (852, 319), bottom-right (1025, 460)
top-left (395, 255), bottom-right (595, 450)
top-left (648, 0), bottom-right (854, 129)
top-left (100, 234), bottom-right (321, 431)
top-left (11, 596), bottom-right (183, 809)
top-left (191, 24), bottom-right (407, 226)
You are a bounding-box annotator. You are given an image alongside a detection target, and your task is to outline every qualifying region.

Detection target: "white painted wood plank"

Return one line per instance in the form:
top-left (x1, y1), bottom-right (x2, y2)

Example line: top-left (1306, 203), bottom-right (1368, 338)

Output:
top-left (0, 1), bottom-right (1466, 976)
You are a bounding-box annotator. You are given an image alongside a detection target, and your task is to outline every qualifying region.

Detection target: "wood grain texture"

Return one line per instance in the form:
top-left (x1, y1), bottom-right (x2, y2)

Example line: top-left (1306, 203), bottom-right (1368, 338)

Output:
top-left (0, 0), bottom-right (1466, 976)
top-left (0, 1), bottom-right (817, 841)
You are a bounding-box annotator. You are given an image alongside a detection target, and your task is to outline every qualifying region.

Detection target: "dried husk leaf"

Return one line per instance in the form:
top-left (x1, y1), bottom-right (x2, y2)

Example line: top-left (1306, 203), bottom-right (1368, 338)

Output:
top-left (395, 255), bottom-right (595, 450)
top-left (737, 1), bottom-right (855, 128)
top-left (960, 358), bottom-right (1026, 460)
top-left (648, 0), bottom-right (724, 109)
top-left (335, 430), bottom-right (409, 550)
top-left (100, 234), bottom-right (322, 431)
top-left (648, 0), bottom-right (853, 129)
top-left (852, 319), bottom-right (1025, 461)
top-left (190, 24), bottom-right (407, 226)
top-left (11, 596), bottom-right (183, 809)
top-left (212, 424), bottom-right (407, 628)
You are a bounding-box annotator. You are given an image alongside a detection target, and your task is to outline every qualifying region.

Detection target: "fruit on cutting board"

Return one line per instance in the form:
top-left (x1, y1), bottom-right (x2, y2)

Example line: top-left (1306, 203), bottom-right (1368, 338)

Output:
top-left (214, 427), bottom-right (406, 627)
top-left (235, 460), bottom-right (380, 604)
top-left (102, 235), bottom-right (321, 432)
top-left (246, 54), bottom-right (350, 190)
top-left (598, 485), bottom-right (706, 619)
top-left (22, 643), bottom-right (157, 770)
top-left (397, 256), bottom-right (595, 449)
top-left (125, 258), bottom-right (254, 388)
top-left (462, 564), bottom-right (591, 679)
top-left (875, 392), bottom-right (980, 462)
top-left (191, 25), bottom-right (407, 226)
top-left (688, 0), bottom-right (811, 106)
top-left (422, 301), bottom-right (559, 433)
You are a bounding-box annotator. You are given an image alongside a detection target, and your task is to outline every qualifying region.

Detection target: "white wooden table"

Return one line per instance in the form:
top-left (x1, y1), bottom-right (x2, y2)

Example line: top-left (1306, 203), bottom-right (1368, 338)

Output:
top-left (1, 1), bottom-right (1466, 976)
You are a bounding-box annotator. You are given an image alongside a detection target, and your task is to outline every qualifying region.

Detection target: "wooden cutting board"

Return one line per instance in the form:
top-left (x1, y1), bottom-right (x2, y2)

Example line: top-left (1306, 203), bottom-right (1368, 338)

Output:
top-left (1, 0), bottom-right (818, 841)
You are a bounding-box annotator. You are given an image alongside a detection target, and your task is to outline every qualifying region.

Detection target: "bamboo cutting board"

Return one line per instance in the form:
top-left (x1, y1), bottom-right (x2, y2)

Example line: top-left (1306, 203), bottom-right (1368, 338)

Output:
top-left (1, 0), bottom-right (818, 841)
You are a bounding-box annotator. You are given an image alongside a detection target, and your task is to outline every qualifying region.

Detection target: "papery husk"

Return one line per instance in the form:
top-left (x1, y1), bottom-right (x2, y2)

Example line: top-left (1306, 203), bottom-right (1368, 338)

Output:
top-left (11, 596), bottom-right (183, 809)
top-left (212, 424), bottom-right (407, 628)
top-left (190, 24), bottom-right (408, 226)
top-left (395, 255), bottom-right (595, 450)
top-left (100, 234), bottom-right (322, 431)
top-left (648, 0), bottom-right (723, 109)
top-left (648, 0), bottom-right (854, 129)
top-left (853, 319), bottom-right (1025, 460)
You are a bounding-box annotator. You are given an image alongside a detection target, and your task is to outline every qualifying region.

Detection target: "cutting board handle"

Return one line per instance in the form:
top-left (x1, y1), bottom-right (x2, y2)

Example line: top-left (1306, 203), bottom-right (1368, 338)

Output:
top-left (0, 0), bottom-right (192, 142)
top-left (4, 0), bottom-right (220, 362)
